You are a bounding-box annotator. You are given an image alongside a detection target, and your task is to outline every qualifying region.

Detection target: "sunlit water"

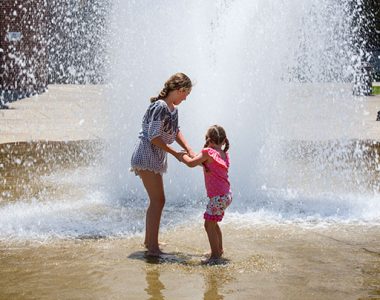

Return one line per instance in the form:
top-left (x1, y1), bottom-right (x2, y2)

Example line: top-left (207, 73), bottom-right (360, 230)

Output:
top-left (0, 0), bottom-right (380, 299)
top-left (105, 0), bottom-right (380, 233)
top-left (0, 2), bottom-right (379, 297)
top-left (1, 0), bottom-right (379, 243)
top-left (1, 156), bottom-right (379, 242)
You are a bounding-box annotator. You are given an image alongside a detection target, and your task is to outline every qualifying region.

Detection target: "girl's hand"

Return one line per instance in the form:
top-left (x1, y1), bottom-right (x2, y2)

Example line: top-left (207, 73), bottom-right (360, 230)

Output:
top-left (187, 148), bottom-right (196, 158)
top-left (174, 151), bottom-right (186, 162)
top-left (181, 152), bottom-right (192, 165)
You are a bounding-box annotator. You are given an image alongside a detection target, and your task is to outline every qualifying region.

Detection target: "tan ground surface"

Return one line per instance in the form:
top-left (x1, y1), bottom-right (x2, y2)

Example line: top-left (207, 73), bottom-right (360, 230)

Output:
top-left (0, 85), bottom-right (106, 143)
top-left (1, 84), bottom-right (379, 144)
top-left (0, 224), bottom-right (379, 299)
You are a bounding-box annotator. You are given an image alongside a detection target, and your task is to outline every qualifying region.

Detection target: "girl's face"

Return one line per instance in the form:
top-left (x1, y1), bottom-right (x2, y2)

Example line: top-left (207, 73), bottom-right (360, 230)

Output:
top-left (173, 87), bottom-right (191, 105)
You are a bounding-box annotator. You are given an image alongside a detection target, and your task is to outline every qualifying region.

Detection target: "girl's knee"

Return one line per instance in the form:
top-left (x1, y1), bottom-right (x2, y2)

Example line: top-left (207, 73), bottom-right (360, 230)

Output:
top-left (204, 220), bottom-right (217, 230)
top-left (150, 196), bottom-right (165, 209)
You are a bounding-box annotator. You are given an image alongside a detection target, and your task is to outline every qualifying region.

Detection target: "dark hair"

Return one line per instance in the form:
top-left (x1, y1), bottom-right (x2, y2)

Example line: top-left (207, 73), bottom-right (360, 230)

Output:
top-left (150, 73), bottom-right (192, 103)
top-left (204, 125), bottom-right (229, 152)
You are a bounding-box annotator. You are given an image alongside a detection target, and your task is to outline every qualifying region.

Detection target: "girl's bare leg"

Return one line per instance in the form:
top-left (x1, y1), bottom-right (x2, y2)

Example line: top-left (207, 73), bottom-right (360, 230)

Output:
top-left (139, 170), bottom-right (166, 256)
top-left (203, 223), bottom-right (224, 257)
top-left (216, 223), bottom-right (223, 255)
top-left (204, 220), bottom-right (222, 259)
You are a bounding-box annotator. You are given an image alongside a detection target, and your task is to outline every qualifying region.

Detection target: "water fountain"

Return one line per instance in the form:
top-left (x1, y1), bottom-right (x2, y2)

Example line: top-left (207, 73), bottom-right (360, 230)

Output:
top-left (106, 0), bottom-right (380, 224)
top-left (1, 1), bottom-right (379, 298)
top-left (0, 0), bottom-right (377, 242)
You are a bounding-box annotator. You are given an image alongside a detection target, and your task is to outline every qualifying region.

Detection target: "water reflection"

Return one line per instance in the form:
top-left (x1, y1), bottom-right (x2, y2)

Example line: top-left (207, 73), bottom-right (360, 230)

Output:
top-left (203, 266), bottom-right (234, 300)
top-left (145, 267), bottom-right (165, 300)
top-left (203, 271), bottom-right (224, 300)
top-left (136, 251), bottom-right (233, 300)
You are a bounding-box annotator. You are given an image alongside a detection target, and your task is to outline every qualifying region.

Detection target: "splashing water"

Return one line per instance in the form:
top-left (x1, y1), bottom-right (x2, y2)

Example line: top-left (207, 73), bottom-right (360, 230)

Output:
top-left (105, 0), bottom-right (380, 224)
top-left (1, 0), bottom-right (379, 242)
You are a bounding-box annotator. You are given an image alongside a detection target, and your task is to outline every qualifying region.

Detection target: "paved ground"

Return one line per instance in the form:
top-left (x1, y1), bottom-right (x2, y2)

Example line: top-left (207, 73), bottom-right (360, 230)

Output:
top-left (0, 84), bottom-right (379, 144)
top-left (0, 85), bottom-right (105, 144)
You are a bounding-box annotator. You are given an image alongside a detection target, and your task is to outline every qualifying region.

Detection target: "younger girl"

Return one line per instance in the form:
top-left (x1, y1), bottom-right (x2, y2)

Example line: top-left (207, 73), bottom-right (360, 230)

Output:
top-left (181, 125), bottom-right (232, 263)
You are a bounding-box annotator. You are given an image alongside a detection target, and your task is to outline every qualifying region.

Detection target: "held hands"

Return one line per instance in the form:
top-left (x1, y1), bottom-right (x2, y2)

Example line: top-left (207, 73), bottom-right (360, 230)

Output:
top-left (174, 150), bottom-right (191, 163)
top-left (187, 148), bottom-right (196, 158)
top-left (174, 148), bottom-right (197, 163)
top-left (174, 148), bottom-right (195, 163)
top-left (174, 151), bottom-right (187, 162)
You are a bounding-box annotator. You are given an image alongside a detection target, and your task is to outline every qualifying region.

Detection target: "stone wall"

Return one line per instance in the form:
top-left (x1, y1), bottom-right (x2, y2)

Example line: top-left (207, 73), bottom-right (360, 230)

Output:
top-left (0, 0), bottom-right (108, 106)
top-left (0, 0), bottom-right (48, 105)
top-left (363, 0), bottom-right (380, 51)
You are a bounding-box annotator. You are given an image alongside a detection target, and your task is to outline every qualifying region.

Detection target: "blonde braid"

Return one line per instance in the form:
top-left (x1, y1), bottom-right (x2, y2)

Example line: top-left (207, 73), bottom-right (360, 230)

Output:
top-left (150, 73), bottom-right (192, 103)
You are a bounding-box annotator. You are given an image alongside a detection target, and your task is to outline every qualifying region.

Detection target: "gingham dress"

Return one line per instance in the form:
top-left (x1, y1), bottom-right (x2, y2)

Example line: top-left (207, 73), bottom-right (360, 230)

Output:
top-left (130, 100), bottom-right (179, 175)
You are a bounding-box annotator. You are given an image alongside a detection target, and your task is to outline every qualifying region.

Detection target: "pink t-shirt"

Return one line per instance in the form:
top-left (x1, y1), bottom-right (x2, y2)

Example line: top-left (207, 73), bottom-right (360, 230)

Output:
top-left (202, 147), bottom-right (231, 198)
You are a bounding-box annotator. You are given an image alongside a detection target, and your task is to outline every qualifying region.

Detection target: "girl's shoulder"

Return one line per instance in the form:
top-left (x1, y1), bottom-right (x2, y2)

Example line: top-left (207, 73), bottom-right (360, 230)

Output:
top-left (150, 100), bottom-right (177, 114)
top-left (146, 100), bottom-right (169, 120)
top-left (202, 147), bottom-right (229, 168)
top-left (149, 100), bottom-right (166, 110)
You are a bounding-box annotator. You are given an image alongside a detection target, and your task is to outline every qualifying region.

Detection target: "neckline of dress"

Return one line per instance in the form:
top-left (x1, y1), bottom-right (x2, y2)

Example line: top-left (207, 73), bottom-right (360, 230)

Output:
top-left (159, 100), bottom-right (177, 114)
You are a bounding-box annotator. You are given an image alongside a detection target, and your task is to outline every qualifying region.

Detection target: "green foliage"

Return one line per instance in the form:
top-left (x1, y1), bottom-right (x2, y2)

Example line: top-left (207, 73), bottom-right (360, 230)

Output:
top-left (372, 86), bottom-right (380, 95)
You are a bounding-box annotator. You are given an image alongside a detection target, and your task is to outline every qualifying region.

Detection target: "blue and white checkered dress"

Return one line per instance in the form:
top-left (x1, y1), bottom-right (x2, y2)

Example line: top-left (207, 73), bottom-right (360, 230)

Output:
top-left (130, 100), bottom-right (179, 175)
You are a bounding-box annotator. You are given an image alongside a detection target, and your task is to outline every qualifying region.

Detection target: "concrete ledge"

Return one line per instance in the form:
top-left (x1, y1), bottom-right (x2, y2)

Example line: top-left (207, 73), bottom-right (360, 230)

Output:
top-left (0, 85), bottom-right (106, 144)
top-left (1, 84), bottom-right (380, 144)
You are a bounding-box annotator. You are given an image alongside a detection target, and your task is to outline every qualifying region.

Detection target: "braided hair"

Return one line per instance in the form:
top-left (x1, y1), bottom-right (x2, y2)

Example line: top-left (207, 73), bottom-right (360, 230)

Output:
top-left (204, 125), bottom-right (229, 152)
top-left (150, 73), bottom-right (192, 103)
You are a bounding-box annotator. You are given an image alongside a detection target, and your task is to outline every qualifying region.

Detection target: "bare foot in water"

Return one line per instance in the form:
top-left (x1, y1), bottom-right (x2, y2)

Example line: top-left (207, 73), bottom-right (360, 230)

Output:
top-left (203, 249), bottom-right (224, 257)
top-left (142, 242), bottom-right (168, 249)
top-left (201, 248), bottom-right (225, 265)
top-left (201, 256), bottom-right (223, 265)
top-left (146, 249), bottom-right (165, 257)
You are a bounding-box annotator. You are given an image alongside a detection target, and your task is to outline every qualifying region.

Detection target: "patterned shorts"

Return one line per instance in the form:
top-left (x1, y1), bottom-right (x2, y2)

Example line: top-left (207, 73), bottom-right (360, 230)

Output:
top-left (204, 192), bottom-right (232, 222)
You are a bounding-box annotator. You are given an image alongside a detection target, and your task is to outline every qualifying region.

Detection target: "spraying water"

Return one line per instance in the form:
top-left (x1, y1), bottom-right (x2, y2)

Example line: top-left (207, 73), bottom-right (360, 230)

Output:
top-left (106, 0), bottom-right (380, 223)
top-left (0, 0), bottom-right (379, 242)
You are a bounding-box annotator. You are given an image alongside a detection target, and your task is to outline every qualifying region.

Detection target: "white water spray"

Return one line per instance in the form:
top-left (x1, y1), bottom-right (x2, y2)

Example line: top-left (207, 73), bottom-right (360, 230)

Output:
top-left (104, 0), bottom-right (380, 223)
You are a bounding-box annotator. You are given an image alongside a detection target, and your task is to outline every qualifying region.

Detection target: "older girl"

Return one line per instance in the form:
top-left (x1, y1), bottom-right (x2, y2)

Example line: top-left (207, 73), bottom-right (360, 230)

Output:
top-left (131, 73), bottom-right (195, 257)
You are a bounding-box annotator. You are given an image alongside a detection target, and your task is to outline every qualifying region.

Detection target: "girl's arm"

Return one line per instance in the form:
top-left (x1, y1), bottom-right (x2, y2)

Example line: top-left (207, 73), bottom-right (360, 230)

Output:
top-left (182, 151), bottom-right (209, 168)
top-left (151, 136), bottom-right (184, 161)
top-left (176, 130), bottom-right (196, 157)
